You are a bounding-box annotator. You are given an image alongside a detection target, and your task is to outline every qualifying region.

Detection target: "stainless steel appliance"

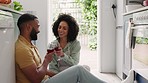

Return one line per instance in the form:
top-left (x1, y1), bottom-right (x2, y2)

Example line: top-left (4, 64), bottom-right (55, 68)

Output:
top-left (0, 10), bottom-right (15, 83)
top-left (132, 10), bottom-right (148, 66)
top-left (126, 0), bottom-right (144, 5)
top-left (131, 10), bottom-right (148, 82)
top-left (123, 9), bottom-right (148, 83)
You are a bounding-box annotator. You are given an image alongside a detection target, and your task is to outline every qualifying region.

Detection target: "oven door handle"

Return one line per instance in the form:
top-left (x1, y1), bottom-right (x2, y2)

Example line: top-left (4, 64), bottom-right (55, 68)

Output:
top-left (131, 25), bottom-right (148, 29)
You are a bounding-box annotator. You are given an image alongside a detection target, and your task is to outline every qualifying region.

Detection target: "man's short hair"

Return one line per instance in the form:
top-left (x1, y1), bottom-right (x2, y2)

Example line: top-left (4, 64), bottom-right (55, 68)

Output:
top-left (17, 13), bottom-right (37, 31)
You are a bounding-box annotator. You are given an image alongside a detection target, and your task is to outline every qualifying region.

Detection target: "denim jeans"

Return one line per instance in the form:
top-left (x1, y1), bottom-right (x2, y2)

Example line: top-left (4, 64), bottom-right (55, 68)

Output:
top-left (44, 65), bottom-right (106, 83)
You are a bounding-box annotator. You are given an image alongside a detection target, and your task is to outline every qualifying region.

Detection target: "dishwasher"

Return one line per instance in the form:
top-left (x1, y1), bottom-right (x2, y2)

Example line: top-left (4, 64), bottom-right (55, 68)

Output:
top-left (0, 10), bottom-right (15, 83)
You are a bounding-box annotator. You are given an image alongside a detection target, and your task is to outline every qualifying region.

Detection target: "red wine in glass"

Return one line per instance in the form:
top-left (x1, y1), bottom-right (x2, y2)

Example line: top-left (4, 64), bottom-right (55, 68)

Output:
top-left (54, 47), bottom-right (61, 51)
top-left (47, 49), bottom-right (54, 54)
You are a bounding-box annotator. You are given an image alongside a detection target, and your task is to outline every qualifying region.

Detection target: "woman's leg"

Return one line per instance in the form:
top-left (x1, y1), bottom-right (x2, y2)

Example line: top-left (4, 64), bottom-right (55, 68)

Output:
top-left (75, 65), bottom-right (106, 83)
top-left (44, 65), bottom-right (80, 83)
top-left (44, 65), bottom-right (106, 83)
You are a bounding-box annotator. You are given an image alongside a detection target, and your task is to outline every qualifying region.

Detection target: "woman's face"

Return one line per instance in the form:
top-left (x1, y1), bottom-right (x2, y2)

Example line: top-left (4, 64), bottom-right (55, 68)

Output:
top-left (58, 21), bottom-right (69, 39)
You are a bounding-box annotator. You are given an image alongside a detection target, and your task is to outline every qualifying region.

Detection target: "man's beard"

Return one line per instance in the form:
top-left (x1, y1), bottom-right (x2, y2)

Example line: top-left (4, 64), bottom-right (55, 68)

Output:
top-left (30, 28), bottom-right (38, 40)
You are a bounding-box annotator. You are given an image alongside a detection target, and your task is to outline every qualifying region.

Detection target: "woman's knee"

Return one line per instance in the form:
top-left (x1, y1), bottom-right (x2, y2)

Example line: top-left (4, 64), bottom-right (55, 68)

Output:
top-left (74, 65), bottom-right (90, 72)
top-left (74, 65), bottom-right (83, 69)
top-left (73, 65), bottom-right (86, 72)
top-left (82, 65), bottom-right (90, 71)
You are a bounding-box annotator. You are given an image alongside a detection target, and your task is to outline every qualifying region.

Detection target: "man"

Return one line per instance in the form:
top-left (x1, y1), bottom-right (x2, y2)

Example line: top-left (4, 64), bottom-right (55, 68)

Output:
top-left (15, 13), bottom-right (55, 83)
top-left (15, 13), bottom-right (106, 83)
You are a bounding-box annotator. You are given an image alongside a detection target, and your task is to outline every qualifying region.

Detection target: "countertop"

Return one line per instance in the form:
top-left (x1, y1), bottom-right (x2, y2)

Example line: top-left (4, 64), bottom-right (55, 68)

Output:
top-left (134, 69), bottom-right (148, 80)
top-left (0, 5), bottom-right (23, 15)
top-left (123, 6), bottom-right (148, 16)
top-left (133, 59), bottom-right (148, 80)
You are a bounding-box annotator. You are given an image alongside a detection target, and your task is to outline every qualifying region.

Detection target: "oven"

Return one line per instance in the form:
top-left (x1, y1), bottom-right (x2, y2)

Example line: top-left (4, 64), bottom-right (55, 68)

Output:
top-left (131, 10), bottom-right (148, 82)
top-left (132, 10), bottom-right (148, 68)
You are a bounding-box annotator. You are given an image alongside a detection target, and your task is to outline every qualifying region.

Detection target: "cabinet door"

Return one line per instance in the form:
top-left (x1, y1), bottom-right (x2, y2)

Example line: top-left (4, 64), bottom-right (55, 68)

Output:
top-left (0, 29), bottom-right (15, 83)
top-left (116, 0), bottom-right (125, 79)
top-left (116, 25), bottom-right (124, 79)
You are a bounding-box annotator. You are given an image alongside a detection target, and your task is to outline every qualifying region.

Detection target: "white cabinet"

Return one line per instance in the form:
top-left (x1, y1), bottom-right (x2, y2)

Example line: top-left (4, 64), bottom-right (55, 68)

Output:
top-left (0, 6), bottom-right (23, 83)
top-left (116, 26), bottom-right (124, 79)
top-left (116, 0), bottom-right (125, 79)
top-left (0, 10), bottom-right (15, 83)
top-left (116, 26), bottom-right (123, 78)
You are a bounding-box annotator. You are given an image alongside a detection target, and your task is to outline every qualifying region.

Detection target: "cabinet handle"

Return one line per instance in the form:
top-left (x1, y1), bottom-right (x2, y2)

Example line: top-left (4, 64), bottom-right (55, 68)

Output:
top-left (116, 26), bottom-right (123, 29)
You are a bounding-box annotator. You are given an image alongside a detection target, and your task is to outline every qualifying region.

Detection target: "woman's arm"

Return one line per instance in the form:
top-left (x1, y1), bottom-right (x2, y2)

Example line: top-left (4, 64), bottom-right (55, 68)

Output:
top-left (60, 40), bottom-right (81, 65)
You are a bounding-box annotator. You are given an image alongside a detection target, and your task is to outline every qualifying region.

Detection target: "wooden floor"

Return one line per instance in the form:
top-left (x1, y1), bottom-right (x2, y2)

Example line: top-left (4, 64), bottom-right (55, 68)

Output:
top-left (78, 45), bottom-right (121, 83)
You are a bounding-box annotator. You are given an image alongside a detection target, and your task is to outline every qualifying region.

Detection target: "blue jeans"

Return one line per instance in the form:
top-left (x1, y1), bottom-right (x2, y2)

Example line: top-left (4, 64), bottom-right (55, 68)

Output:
top-left (44, 65), bottom-right (106, 83)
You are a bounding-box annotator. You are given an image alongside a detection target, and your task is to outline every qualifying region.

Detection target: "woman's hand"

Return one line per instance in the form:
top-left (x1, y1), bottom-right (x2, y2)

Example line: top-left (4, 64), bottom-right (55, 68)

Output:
top-left (55, 47), bottom-right (64, 57)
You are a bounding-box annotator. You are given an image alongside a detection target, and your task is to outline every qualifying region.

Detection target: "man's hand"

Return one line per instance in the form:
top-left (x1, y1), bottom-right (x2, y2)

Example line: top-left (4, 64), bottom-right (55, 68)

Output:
top-left (45, 51), bottom-right (54, 63)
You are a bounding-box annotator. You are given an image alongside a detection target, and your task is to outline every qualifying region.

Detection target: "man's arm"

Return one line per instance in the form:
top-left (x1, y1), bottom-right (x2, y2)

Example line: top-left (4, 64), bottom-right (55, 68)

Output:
top-left (21, 52), bottom-right (53, 83)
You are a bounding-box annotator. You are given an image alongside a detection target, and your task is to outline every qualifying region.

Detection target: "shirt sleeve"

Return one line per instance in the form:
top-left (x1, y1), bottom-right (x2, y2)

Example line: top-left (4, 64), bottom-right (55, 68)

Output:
top-left (48, 40), bottom-right (81, 73)
top-left (16, 47), bottom-right (35, 69)
top-left (48, 55), bottom-right (59, 74)
top-left (61, 40), bottom-right (81, 65)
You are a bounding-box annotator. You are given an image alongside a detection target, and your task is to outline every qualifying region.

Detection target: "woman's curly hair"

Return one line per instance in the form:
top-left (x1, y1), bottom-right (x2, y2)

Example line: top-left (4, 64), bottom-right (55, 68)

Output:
top-left (52, 13), bottom-right (79, 42)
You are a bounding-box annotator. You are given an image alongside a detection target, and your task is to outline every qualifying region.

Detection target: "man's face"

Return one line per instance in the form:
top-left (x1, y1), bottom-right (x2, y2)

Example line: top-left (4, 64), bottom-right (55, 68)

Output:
top-left (29, 19), bottom-right (40, 40)
top-left (30, 28), bottom-right (38, 40)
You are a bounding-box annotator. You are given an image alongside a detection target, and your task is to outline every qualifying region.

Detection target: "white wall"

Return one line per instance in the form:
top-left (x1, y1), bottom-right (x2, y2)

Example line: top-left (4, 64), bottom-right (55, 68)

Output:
top-left (98, 0), bottom-right (116, 72)
top-left (47, 0), bottom-right (55, 44)
top-left (15, 0), bottom-right (50, 59)
top-left (116, 0), bottom-right (123, 26)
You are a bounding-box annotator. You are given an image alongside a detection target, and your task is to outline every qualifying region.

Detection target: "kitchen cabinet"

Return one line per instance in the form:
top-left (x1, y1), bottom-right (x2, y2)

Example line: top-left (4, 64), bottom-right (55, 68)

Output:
top-left (0, 6), bottom-right (23, 41)
top-left (116, 0), bottom-right (127, 79)
top-left (0, 9), bottom-right (15, 83)
top-left (0, 5), bottom-right (23, 83)
top-left (116, 25), bottom-right (124, 79)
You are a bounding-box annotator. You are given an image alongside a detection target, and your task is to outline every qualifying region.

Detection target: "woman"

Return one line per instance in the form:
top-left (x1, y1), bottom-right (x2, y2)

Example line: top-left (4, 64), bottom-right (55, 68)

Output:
top-left (48, 13), bottom-right (81, 74)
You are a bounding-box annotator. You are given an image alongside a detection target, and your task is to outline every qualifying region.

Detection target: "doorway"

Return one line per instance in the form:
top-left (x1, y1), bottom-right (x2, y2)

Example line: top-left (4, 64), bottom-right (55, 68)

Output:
top-left (48, 0), bottom-right (98, 76)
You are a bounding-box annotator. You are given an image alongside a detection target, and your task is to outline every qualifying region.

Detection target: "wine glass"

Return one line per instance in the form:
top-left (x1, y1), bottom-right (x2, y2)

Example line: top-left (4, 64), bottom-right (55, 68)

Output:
top-left (47, 43), bottom-right (55, 54)
top-left (55, 47), bottom-right (62, 61)
top-left (51, 41), bottom-right (62, 61)
top-left (48, 41), bottom-right (62, 61)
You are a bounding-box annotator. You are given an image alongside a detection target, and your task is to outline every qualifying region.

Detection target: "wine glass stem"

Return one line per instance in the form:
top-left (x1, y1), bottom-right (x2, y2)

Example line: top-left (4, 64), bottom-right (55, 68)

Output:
top-left (57, 56), bottom-right (61, 61)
